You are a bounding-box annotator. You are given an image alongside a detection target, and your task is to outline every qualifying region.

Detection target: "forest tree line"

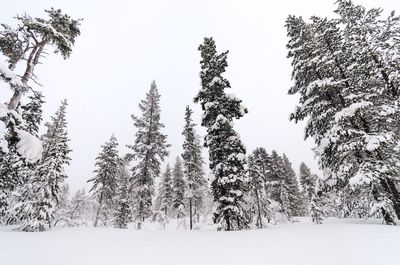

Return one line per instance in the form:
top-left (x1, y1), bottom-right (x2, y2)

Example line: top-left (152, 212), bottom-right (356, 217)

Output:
top-left (0, 0), bottom-right (399, 231)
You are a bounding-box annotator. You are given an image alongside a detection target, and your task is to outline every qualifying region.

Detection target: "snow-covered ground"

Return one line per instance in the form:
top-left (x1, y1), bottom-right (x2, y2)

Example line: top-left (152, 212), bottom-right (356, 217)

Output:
top-left (1, 218), bottom-right (399, 265)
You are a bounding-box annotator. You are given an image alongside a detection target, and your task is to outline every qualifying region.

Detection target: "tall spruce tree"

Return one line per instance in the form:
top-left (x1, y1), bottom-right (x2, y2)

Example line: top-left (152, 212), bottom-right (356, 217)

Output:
top-left (282, 154), bottom-right (303, 216)
top-left (266, 151), bottom-right (285, 202)
top-left (248, 148), bottom-right (271, 228)
top-left (285, 1), bottom-right (400, 224)
top-left (154, 164), bottom-right (174, 217)
top-left (172, 157), bottom-right (186, 219)
top-left (88, 134), bottom-right (120, 227)
top-left (191, 134), bottom-right (209, 223)
top-left (114, 158), bottom-right (132, 229)
top-left (334, 0), bottom-right (400, 223)
top-left (0, 92), bottom-right (44, 223)
top-left (128, 81), bottom-right (170, 230)
top-left (299, 162), bottom-right (323, 224)
top-left (299, 163), bottom-right (316, 204)
top-left (194, 37), bottom-right (249, 231)
top-left (15, 100), bottom-right (71, 231)
top-left (266, 151), bottom-right (294, 220)
top-left (181, 105), bottom-right (208, 229)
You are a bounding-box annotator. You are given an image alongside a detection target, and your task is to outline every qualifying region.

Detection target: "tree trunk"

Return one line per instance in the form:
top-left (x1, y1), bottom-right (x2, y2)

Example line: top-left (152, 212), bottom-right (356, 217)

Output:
top-left (372, 185), bottom-right (396, 225)
top-left (94, 192), bottom-right (104, 227)
top-left (226, 216), bottom-right (231, 231)
top-left (380, 179), bottom-right (400, 219)
top-left (8, 40), bottom-right (47, 111)
top-left (189, 198), bottom-right (193, 230)
top-left (254, 188), bottom-right (263, 229)
top-left (137, 217), bottom-right (145, 230)
top-left (94, 206), bottom-right (100, 227)
top-left (381, 208), bottom-right (396, 225)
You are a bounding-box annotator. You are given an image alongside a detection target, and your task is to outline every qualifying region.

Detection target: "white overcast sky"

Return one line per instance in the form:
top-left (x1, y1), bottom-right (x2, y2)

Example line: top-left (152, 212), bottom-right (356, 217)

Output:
top-left (1, 0), bottom-right (399, 192)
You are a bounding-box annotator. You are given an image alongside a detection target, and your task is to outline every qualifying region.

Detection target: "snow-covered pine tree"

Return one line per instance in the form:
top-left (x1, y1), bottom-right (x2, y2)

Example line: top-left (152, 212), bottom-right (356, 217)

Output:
top-left (299, 163), bottom-right (316, 205)
top-left (128, 81), bottom-right (170, 230)
top-left (16, 92), bottom-right (45, 185)
top-left (266, 151), bottom-right (283, 201)
top-left (172, 157), bottom-right (186, 219)
top-left (88, 134), bottom-right (120, 227)
top-left (0, 9), bottom-right (81, 162)
top-left (60, 188), bottom-right (94, 227)
top-left (52, 183), bottom-right (75, 227)
top-left (58, 183), bottom-right (70, 212)
top-left (282, 154), bottom-right (303, 216)
top-left (181, 105), bottom-right (208, 229)
top-left (114, 158), bottom-right (132, 229)
top-left (285, 2), bottom-right (400, 224)
top-left (266, 150), bottom-right (293, 220)
top-left (194, 37), bottom-right (249, 231)
top-left (336, 184), bottom-right (370, 219)
top-left (0, 92), bottom-right (44, 224)
top-left (334, 0), bottom-right (400, 222)
top-left (15, 100), bottom-right (71, 231)
top-left (0, 134), bottom-right (21, 223)
top-left (299, 162), bottom-right (323, 223)
top-left (20, 92), bottom-right (45, 137)
top-left (247, 147), bottom-right (271, 228)
top-left (191, 134), bottom-right (210, 223)
top-left (0, 92), bottom-right (44, 223)
top-left (154, 164), bottom-right (174, 218)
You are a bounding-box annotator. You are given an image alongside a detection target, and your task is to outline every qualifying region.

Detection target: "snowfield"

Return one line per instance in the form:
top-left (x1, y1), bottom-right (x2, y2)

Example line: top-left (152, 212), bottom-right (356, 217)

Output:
top-left (1, 218), bottom-right (399, 265)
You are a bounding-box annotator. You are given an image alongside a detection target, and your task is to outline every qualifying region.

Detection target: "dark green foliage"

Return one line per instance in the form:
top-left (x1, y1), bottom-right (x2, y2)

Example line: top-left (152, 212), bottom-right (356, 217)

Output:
top-left (181, 106), bottom-right (208, 229)
top-left (172, 157), bottom-right (186, 218)
top-left (195, 37), bottom-right (249, 231)
top-left (128, 81), bottom-right (170, 229)
top-left (16, 100), bottom-right (71, 231)
top-left (154, 164), bottom-right (174, 217)
top-left (88, 134), bottom-right (120, 227)
top-left (247, 148), bottom-right (271, 228)
top-left (114, 160), bottom-right (132, 229)
top-left (285, 0), bottom-right (400, 224)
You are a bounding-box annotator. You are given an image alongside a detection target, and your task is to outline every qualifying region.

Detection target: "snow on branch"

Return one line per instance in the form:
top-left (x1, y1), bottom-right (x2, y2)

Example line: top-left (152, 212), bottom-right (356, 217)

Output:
top-left (16, 129), bottom-right (43, 163)
top-left (334, 101), bottom-right (372, 122)
top-left (0, 104), bottom-right (42, 161)
top-left (0, 61), bottom-right (23, 86)
top-left (0, 121), bottom-right (8, 153)
top-left (0, 104), bottom-right (9, 153)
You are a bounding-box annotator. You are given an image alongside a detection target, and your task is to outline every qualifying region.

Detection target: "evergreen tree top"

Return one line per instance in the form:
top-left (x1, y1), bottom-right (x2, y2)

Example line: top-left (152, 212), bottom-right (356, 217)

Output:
top-left (41, 99), bottom-right (71, 162)
top-left (15, 8), bottom-right (82, 60)
top-left (128, 80), bottom-right (170, 163)
top-left (88, 134), bottom-right (120, 196)
top-left (195, 37), bottom-right (248, 128)
top-left (183, 106), bottom-right (196, 136)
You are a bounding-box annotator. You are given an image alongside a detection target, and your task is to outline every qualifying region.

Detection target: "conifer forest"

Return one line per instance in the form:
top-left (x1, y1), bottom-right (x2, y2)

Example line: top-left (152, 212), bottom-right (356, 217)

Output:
top-left (0, 1), bottom-right (399, 265)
